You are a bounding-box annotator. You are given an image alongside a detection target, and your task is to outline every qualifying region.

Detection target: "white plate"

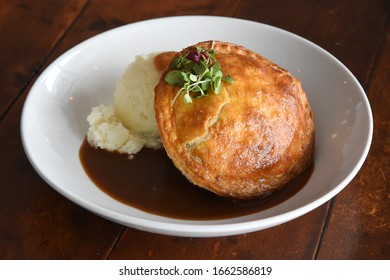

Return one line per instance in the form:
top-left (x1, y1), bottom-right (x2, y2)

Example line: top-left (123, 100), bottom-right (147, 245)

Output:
top-left (21, 16), bottom-right (373, 237)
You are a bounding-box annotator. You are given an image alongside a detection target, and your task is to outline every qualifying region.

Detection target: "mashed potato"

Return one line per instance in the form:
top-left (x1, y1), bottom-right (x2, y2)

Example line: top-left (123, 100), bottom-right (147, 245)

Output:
top-left (86, 53), bottom-right (162, 156)
top-left (87, 105), bottom-right (145, 155)
top-left (114, 54), bottom-right (160, 144)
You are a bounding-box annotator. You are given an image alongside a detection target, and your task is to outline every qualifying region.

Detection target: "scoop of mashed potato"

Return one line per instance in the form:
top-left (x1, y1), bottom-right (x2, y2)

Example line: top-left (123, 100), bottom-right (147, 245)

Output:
top-left (114, 53), bottom-right (161, 147)
top-left (87, 105), bottom-right (145, 155)
top-left (86, 53), bottom-right (162, 156)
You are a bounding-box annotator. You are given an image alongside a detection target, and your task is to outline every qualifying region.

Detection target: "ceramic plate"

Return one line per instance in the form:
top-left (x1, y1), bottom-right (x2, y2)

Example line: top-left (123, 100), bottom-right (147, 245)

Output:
top-left (21, 16), bottom-right (373, 237)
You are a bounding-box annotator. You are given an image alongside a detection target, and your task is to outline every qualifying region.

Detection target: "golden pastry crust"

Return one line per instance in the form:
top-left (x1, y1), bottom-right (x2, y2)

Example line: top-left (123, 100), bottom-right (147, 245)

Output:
top-left (154, 41), bottom-right (315, 200)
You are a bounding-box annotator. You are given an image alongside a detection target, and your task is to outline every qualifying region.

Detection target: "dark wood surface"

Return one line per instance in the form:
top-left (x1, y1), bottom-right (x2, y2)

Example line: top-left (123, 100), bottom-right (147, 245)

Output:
top-left (0, 0), bottom-right (388, 260)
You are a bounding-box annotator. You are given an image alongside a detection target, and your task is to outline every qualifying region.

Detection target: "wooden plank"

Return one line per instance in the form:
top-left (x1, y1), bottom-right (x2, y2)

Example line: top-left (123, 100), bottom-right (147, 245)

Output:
top-left (0, 0), bottom-right (89, 115)
top-left (0, 0), bottom-right (124, 259)
top-left (316, 26), bottom-right (390, 260)
top-left (1, 0), bottom-right (387, 259)
top-left (237, 0), bottom-right (389, 259)
top-left (292, 0), bottom-right (389, 259)
top-left (0, 90), bottom-right (124, 259)
top-left (108, 206), bottom-right (328, 259)
top-left (43, 0), bottom-right (240, 60)
top-left (302, 0), bottom-right (388, 89)
top-left (236, 0), bottom-right (388, 86)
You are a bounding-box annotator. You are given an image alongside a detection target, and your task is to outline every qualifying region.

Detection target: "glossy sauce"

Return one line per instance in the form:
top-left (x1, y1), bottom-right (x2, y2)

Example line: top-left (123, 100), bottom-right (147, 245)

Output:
top-left (79, 139), bottom-right (313, 220)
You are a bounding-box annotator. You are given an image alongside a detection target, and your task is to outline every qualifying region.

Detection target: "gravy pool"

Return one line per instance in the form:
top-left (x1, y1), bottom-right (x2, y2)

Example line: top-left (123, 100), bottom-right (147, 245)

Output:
top-left (79, 139), bottom-right (313, 220)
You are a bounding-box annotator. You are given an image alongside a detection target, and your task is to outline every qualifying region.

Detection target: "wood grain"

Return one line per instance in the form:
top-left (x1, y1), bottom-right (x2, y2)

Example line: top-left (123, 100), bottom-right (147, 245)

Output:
top-left (316, 25), bottom-right (390, 260)
top-left (0, 0), bottom-right (388, 259)
top-left (0, 84), bottom-right (124, 259)
top-left (109, 206), bottom-right (328, 260)
top-left (0, 0), bottom-right (88, 115)
top-left (0, 0), bottom-right (122, 259)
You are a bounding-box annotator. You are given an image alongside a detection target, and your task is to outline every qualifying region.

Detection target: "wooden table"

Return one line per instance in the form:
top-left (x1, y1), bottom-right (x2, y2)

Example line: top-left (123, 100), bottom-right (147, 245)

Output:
top-left (0, 0), bottom-right (388, 260)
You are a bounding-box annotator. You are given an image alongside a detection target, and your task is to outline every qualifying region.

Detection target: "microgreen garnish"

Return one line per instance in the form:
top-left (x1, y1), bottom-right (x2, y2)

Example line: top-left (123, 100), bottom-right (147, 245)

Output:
top-left (164, 42), bottom-right (234, 105)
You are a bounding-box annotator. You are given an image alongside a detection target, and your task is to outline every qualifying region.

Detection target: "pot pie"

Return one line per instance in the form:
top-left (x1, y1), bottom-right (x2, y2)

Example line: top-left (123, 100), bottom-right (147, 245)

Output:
top-left (154, 41), bottom-right (314, 200)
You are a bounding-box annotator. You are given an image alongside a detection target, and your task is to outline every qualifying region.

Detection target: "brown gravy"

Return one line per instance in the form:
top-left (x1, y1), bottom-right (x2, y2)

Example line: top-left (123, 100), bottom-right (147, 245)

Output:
top-left (79, 139), bottom-right (313, 220)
